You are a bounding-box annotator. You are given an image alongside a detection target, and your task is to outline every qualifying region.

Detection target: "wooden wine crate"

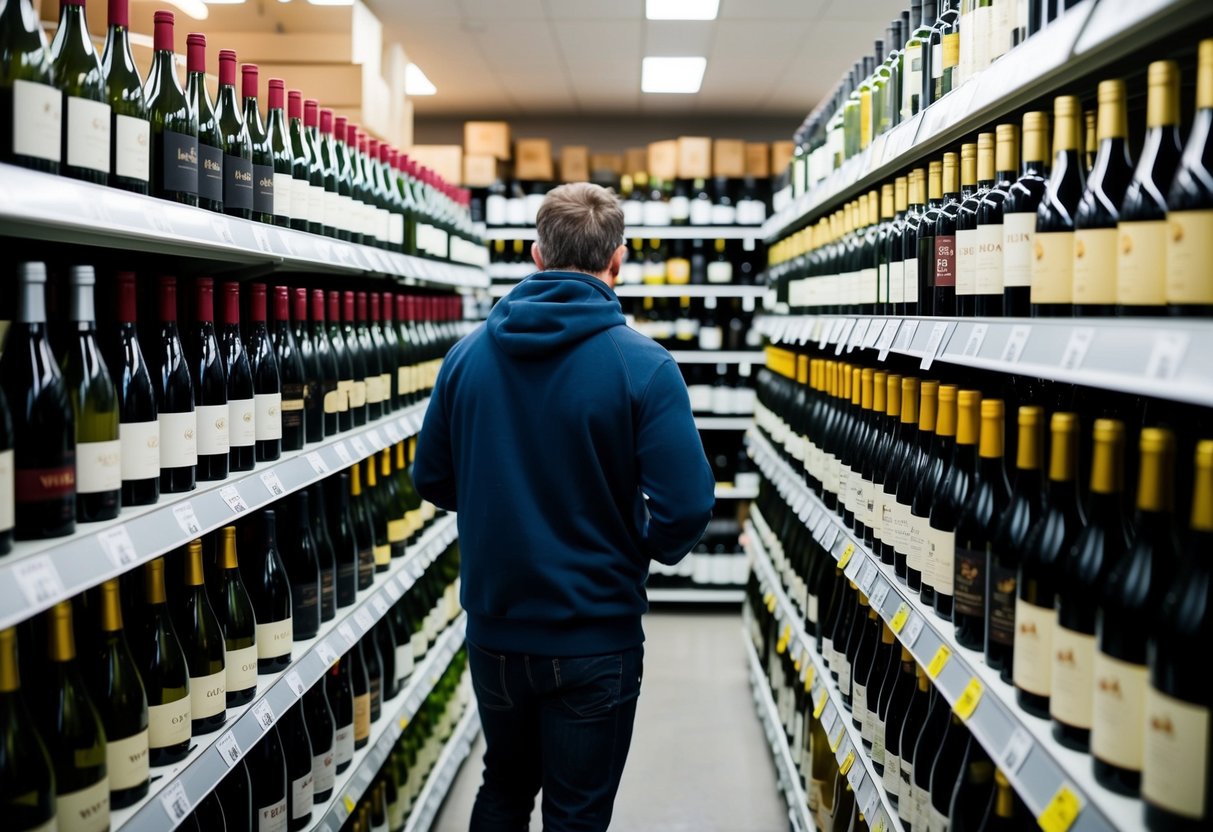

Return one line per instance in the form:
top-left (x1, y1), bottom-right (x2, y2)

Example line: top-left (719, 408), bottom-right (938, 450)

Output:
top-left (559, 146), bottom-right (590, 183)
top-left (677, 137), bottom-right (712, 180)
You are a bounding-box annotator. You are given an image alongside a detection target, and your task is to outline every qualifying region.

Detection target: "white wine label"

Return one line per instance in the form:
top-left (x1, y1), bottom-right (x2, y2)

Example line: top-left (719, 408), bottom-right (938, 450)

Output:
top-left (411, 631), bottom-right (427, 660)
top-left (148, 696), bottom-right (191, 749)
top-left (12, 79), bottom-right (62, 162)
top-left (956, 228), bottom-right (978, 296)
top-left (1143, 686), bottom-right (1210, 819)
top-left (190, 669), bottom-right (227, 719)
top-left (924, 524), bottom-right (956, 594)
top-left (114, 114), bottom-right (150, 181)
top-left (1012, 599), bottom-right (1054, 697)
top-left (313, 748), bottom-right (335, 795)
top-left (1117, 220), bottom-right (1166, 306)
top-left (256, 618), bottom-right (293, 660)
top-left (308, 185), bottom-right (325, 227)
top-left (975, 222), bottom-right (1004, 294)
top-left (229, 397), bottom-right (256, 447)
top-left (0, 448), bottom-right (12, 533)
top-left (1165, 209), bottom-right (1213, 304)
top-left (914, 783), bottom-right (931, 831)
top-left (1030, 230), bottom-right (1075, 304)
top-left (290, 771), bottom-right (314, 819)
top-left (159, 410), bottom-right (198, 468)
top-left (336, 380), bottom-right (353, 412)
top-left (853, 684), bottom-right (869, 740)
top-left (333, 724), bottom-right (354, 767)
top-left (254, 393), bottom-right (282, 441)
top-left (292, 178), bottom-right (310, 223)
top-left (66, 96), bottom-right (111, 174)
top-left (1072, 227), bottom-right (1118, 304)
top-left (350, 380), bottom-right (367, 409)
top-left (1002, 212), bottom-right (1035, 288)
top-left (353, 693), bottom-right (370, 742)
top-left (196, 403), bottom-right (230, 456)
top-left (883, 752), bottom-right (901, 804)
top-left (57, 777), bottom-right (110, 832)
top-left (706, 260), bottom-right (733, 284)
top-left (273, 172), bottom-right (293, 219)
top-left (106, 729), bottom-right (150, 791)
top-left (898, 761), bottom-right (915, 823)
top-left (258, 798), bottom-right (288, 832)
top-left (871, 719), bottom-right (885, 768)
top-left (929, 804), bottom-right (950, 832)
top-left (120, 419), bottom-right (160, 480)
top-left (1092, 651), bottom-right (1148, 769)
top-left (1050, 625), bottom-right (1096, 729)
top-left (75, 438), bottom-right (121, 495)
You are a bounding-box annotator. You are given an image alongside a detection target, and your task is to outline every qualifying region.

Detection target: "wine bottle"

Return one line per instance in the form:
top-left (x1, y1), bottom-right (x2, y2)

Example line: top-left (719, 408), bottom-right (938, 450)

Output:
top-left (49, 0), bottom-right (110, 185)
top-left (933, 150), bottom-right (963, 316)
top-left (0, 262), bottom-right (76, 540)
top-left (241, 64), bottom-right (274, 225)
top-left (211, 526), bottom-right (258, 708)
top-left (350, 641), bottom-right (372, 750)
top-left (925, 389), bottom-right (980, 619)
top-left (370, 293), bottom-right (394, 414)
top-left (155, 276), bottom-right (197, 494)
top-left (947, 734), bottom-right (994, 832)
top-left (343, 291), bottom-right (369, 427)
top-left (363, 631), bottom-right (384, 722)
top-left (217, 759), bottom-right (253, 832)
top-left (215, 50), bottom-right (252, 221)
top-left (184, 33), bottom-right (223, 213)
top-left (293, 288), bottom-right (323, 445)
top-left (380, 292), bottom-right (402, 412)
top-left (911, 683), bottom-right (951, 829)
top-left (327, 290), bottom-right (354, 433)
top-left (381, 449), bottom-right (406, 560)
top-left (279, 701), bottom-right (313, 831)
top-left (0, 388), bottom-right (10, 555)
top-left (0, 627), bottom-right (57, 829)
top-left (175, 540), bottom-right (227, 735)
top-left (1094, 428), bottom-right (1179, 796)
top-left (902, 168), bottom-right (926, 315)
top-left (110, 272), bottom-right (159, 508)
top-left (879, 376), bottom-right (917, 573)
top-left (982, 769), bottom-right (1025, 831)
top-left (366, 458), bottom-right (391, 572)
top-left (86, 579), bottom-right (149, 809)
top-left (0, 0), bottom-right (61, 173)
top-left (317, 111), bottom-right (341, 240)
top-left (266, 79), bottom-right (292, 228)
top-left (310, 289), bottom-right (340, 438)
top-left (246, 284), bottom-right (283, 463)
top-left (220, 282), bottom-right (256, 473)
top-left (896, 665), bottom-right (931, 821)
top-left (954, 138), bottom-right (988, 316)
top-left (248, 725), bottom-right (288, 832)
top-left (1052, 419), bottom-right (1128, 751)
top-left (61, 266), bottom-right (121, 523)
top-left (143, 11), bottom-right (197, 206)
top-left (350, 462), bottom-right (377, 591)
top-left (326, 658), bottom-right (355, 775)
top-left (1031, 95), bottom-right (1085, 316)
top-left (302, 681), bottom-right (335, 803)
top-left (137, 558), bottom-right (192, 766)
top-left (928, 714), bottom-right (972, 832)
top-left (1002, 111), bottom-right (1048, 316)
top-left (974, 124), bottom-right (1018, 317)
top-left (357, 292), bottom-right (384, 423)
top-left (303, 99), bottom-right (327, 237)
top-left (309, 483), bottom-right (337, 622)
top-left (285, 490), bottom-right (321, 640)
top-left (881, 645), bottom-right (917, 801)
top-left (1118, 61), bottom-right (1182, 315)
top-left (908, 383), bottom-right (955, 598)
top-left (1165, 39), bottom-right (1213, 316)
top-left (1142, 440), bottom-right (1212, 830)
top-left (243, 510), bottom-right (293, 674)
top-left (270, 286), bottom-right (306, 452)
top-left (286, 90), bottom-right (311, 233)
top-left (191, 277), bottom-right (230, 482)
top-left (37, 601), bottom-right (109, 832)
top-left (101, 0), bottom-right (149, 194)
top-left (330, 471), bottom-right (360, 608)
top-left (192, 791), bottom-right (228, 832)
top-left (1073, 80), bottom-right (1134, 316)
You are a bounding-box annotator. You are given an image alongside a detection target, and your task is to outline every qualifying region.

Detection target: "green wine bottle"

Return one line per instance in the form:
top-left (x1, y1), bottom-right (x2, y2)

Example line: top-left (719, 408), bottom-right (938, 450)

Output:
top-left (100, 0), bottom-right (148, 194)
top-left (265, 78), bottom-right (293, 228)
top-left (286, 88), bottom-right (311, 233)
top-left (142, 11), bottom-right (197, 205)
top-left (241, 63), bottom-right (275, 224)
top-left (215, 49), bottom-right (252, 220)
top-left (49, 0), bottom-right (110, 185)
top-left (0, 0), bottom-right (61, 173)
top-left (185, 33), bottom-right (223, 213)
top-left (0, 627), bottom-right (57, 830)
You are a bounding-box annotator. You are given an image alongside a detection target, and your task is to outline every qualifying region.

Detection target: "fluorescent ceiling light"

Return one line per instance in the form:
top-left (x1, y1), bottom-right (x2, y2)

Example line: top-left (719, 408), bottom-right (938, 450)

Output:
top-left (641, 56), bottom-right (707, 93)
top-left (306, 0), bottom-right (354, 5)
top-left (646, 0), bottom-right (719, 20)
top-left (202, 0), bottom-right (244, 5)
top-left (406, 63), bottom-right (437, 96)
top-left (164, 0), bottom-right (209, 18)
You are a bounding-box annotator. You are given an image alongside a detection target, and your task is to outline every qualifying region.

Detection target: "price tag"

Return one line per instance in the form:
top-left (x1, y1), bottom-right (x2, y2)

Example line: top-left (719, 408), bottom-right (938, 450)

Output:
top-left (829, 722), bottom-right (846, 753)
top-left (839, 748), bottom-right (856, 777)
top-left (1059, 327), bottom-right (1095, 370)
top-left (846, 751), bottom-right (864, 790)
top-left (276, 229), bottom-right (296, 257)
top-left (13, 555), bottom-right (66, 607)
top-left (334, 442), bottom-right (352, 464)
top-left (219, 485), bottom-right (249, 514)
top-left (1001, 324), bottom-right (1032, 363)
top-left (260, 470), bottom-right (286, 497)
top-left (354, 608), bottom-right (376, 632)
top-left (806, 507), bottom-right (823, 531)
top-left (1144, 331), bottom-right (1190, 380)
top-left (1037, 785), bottom-right (1083, 832)
top-left (385, 422), bottom-right (403, 444)
top-left (876, 319), bottom-right (901, 361)
top-left (838, 543), bottom-right (856, 570)
top-left (817, 319), bottom-right (833, 350)
top-left (833, 319), bottom-right (856, 356)
top-left (1002, 727), bottom-right (1033, 774)
top-left (399, 715), bottom-right (409, 730)
top-left (211, 217), bottom-right (236, 245)
top-left (252, 699), bottom-right (275, 730)
top-left (316, 640), bottom-right (339, 667)
top-left (216, 730), bottom-right (242, 767)
top-left (822, 704), bottom-right (839, 736)
top-left (862, 320), bottom-right (883, 349)
top-left (926, 645), bottom-right (952, 678)
top-left (954, 676), bottom-right (986, 721)
top-left (350, 436), bottom-right (369, 457)
top-left (920, 322), bottom-right (951, 370)
top-left (367, 429), bottom-right (385, 450)
top-left (872, 813), bottom-right (887, 832)
top-left (862, 779), bottom-right (882, 820)
top-left (844, 550), bottom-right (864, 581)
top-left (962, 323), bottom-right (989, 358)
top-left (859, 562), bottom-right (878, 593)
top-left (173, 502), bottom-right (202, 536)
top-left (338, 622), bottom-right (357, 645)
top-left (159, 780), bottom-right (192, 824)
top-left (385, 578), bottom-right (402, 600)
top-left (343, 795), bottom-right (357, 815)
top-left (822, 527), bottom-right (841, 555)
top-left (901, 611), bottom-right (925, 646)
top-left (889, 601), bottom-right (912, 634)
top-left (894, 319), bottom-right (920, 353)
top-left (251, 225), bottom-right (274, 253)
top-left (99, 525), bottom-right (139, 569)
top-left (143, 205), bottom-right (173, 235)
top-left (868, 579), bottom-right (891, 611)
top-left (285, 670), bottom-right (306, 698)
top-left (305, 452), bottom-right (329, 475)
top-left (372, 595), bottom-right (390, 616)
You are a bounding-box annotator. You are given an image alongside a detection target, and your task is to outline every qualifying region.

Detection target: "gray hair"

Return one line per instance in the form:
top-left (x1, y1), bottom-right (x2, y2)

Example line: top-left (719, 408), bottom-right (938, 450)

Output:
top-left (535, 182), bottom-right (624, 274)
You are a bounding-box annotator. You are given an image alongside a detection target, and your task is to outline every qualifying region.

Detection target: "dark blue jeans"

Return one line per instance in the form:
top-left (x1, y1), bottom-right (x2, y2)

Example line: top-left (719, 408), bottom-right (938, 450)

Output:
top-left (467, 641), bottom-right (644, 832)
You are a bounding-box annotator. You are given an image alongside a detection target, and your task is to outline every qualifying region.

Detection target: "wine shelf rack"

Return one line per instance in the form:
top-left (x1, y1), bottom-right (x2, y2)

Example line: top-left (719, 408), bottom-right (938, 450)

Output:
top-left (648, 587), bottom-right (745, 603)
top-left (113, 516), bottom-right (462, 832)
top-left (696, 416), bottom-right (755, 431)
top-left (669, 350), bottom-right (765, 364)
top-left (400, 704), bottom-right (482, 832)
top-left (746, 428), bottom-right (1139, 832)
top-left (484, 226), bottom-right (764, 242)
top-left (716, 483), bottom-right (760, 500)
top-left (486, 268), bottom-right (767, 298)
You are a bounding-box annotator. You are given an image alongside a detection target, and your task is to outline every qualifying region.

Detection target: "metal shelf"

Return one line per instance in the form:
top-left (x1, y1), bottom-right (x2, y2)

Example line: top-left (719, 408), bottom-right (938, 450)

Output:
top-left (484, 225), bottom-right (764, 242)
top-left (0, 400), bottom-right (432, 632)
top-left (488, 278), bottom-right (766, 300)
top-left (402, 705), bottom-right (482, 832)
top-left (647, 587), bottom-right (745, 603)
top-left (761, 0), bottom-right (1210, 241)
top-left (747, 429), bottom-right (1140, 832)
top-left (112, 516), bottom-right (462, 832)
top-left (696, 416), bottom-right (754, 431)
top-left (0, 163), bottom-right (488, 290)
top-left (669, 350), bottom-right (765, 364)
top-left (311, 616), bottom-right (469, 832)
top-left (757, 314), bottom-right (1213, 407)
top-left (715, 483), bottom-right (759, 499)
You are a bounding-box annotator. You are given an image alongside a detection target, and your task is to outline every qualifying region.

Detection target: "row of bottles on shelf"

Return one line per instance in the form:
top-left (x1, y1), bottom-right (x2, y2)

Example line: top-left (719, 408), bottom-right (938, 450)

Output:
top-left (1, 504), bottom-right (458, 832)
top-left (648, 518), bottom-right (749, 589)
top-left (626, 296), bottom-right (761, 352)
top-left (701, 431), bottom-right (760, 493)
top-left (683, 363), bottom-right (758, 416)
top-left (752, 351), bottom-right (1210, 827)
top-left (0, 262), bottom-right (464, 547)
top-left (0, 0), bottom-right (483, 263)
top-left (772, 41), bottom-right (1213, 317)
top-left (490, 238), bottom-right (762, 287)
top-left (745, 574), bottom-right (1035, 832)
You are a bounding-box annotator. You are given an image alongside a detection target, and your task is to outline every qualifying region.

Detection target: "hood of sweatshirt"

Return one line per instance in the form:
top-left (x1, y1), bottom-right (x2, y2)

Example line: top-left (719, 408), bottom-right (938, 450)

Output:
top-left (487, 271), bottom-right (626, 359)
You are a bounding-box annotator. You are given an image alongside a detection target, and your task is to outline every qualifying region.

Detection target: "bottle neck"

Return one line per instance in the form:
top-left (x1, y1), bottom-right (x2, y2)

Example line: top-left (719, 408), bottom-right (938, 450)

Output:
top-left (18, 275), bottom-right (47, 324)
top-left (100, 579), bottom-right (124, 633)
top-left (0, 629), bottom-right (19, 693)
top-left (145, 559), bottom-right (168, 604)
top-left (263, 515), bottom-right (279, 552)
top-left (47, 603), bottom-right (76, 663)
top-left (71, 278), bottom-right (96, 325)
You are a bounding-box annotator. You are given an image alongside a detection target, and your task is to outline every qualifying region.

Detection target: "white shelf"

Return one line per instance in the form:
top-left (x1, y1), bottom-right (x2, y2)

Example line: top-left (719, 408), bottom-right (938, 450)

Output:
top-left (402, 705), bottom-right (482, 832)
top-left (696, 416), bottom-right (754, 431)
top-left (669, 350), bottom-right (765, 364)
top-left (0, 400), bottom-right (433, 632)
top-left (647, 587), bottom-right (745, 603)
top-left (715, 483), bottom-right (759, 499)
top-left (615, 284), bottom-right (768, 299)
top-left (0, 163), bottom-right (488, 290)
top-left (484, 225), bottom-right (764, 242)
top-left (311, 616), bottom-right (468, 832)
top-left (113, 515), bottom-right (462, 832)
top-left (747, 429), bottom-right (1139, 832)
top-left (757, 314), bottom-right (1213, 408)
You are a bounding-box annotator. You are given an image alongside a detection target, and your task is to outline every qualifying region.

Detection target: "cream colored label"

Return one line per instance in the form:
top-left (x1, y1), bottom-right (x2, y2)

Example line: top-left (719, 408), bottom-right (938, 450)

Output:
top-left (0, 448), bottom-right (12, 532)
top-left (159, 410), bottom-right (198, 468)
top-left (12, 79), bottom-right (62, 162)
top-left (891, 260), bottom-right (906, 304)
top-left (1165, 209), bottom-right (1213, 304)
top-left (65, 96), bottom-right (111, 174)
top-left (106, 729), bottom-right (149, 791)
top-left (353, 693), bottom-right (370, 742)
top-left (57, 777), bottom-right (109, 832)
top-left (1073, 227), bottom-right (1118, 304)
top-left (350, 380), bottom-right (367, 409)
top-left (195, 403), bottom-right (229, 456)
top-left (374, 543), bottom-right (391, 567)
top-left (256, 618), bottom-right (293, 660)
top-left (114, 114), bottom-right (150, 182)
top-left (924, 524), bottom-right (956, 594)
top-left (1143, 686), bottom-right (1211, 819)
top-left (226, 644), bottom-right (258, 694)
top-left (76, 439), bottom-right (121, 495)
top-left (333, 725), bottom-right (353, 767)
top-left (904, 258), bottom-right (919, 302)
top-left (396, 643), bottom-right (414, 683)
top-left (1051, 626), bottom-right (1096, 728)
top-left (1002, 212), bottom-right (1035, 287)
top-left (254, 393), bottom-right (282, 441)
top-left (120, 419), bottom-right (160, 479)
top-left (1031, 231), bottom-right (1075, 303)
top-left (388, 517), bottom-right (407, 544)
top-left (365, 375), bottom-right (384, 405)
top-left (313, 748), bottom-right (335, 795)
top-left (229, 397), bottom-right (256, 447)
top-left (290, 770), bottom-right (313, 819)
top-left (975, 222), bottom-right (1004, 293)
top-left (1117, 220), bottom-right (1167, 306)
top-left (1012, 599), bottom-right (1054, 696)
top-left (258, 797), bottom-right (288, 832)
top-left (1092, 651), bottom-right (1148, 769)
top-left (273, 172), bottom-right (293, 219)
top-left (956, 228), bottom-right (979, 296)
top-left (147, 696), bottom-right (191, 749)
top-left (907, 511), bottom-right (927, 577)
top-left (336, 380), bottom-right (353, 412)
top-left (190, 669), bottom-right (226, 719)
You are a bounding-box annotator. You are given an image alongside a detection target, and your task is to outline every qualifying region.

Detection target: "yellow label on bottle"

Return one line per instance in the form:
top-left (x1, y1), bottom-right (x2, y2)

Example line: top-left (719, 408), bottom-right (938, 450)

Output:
top-left (1037, 785), bottom-right (1083, 832)
top-left (927, 645), bottom-right (951, 678)
top-left (1072, 227), bottom-right (1118, 304)
top-left (860, 90), bottom-right (872, 150)
top-left (354, 693), bottom-right (371, 742)
top-left (1031, 230), bottom-right (1075, 303)
top-left (667, 258), bottom-right (690, 285)
top-left (148, 696), bottom-right (191, 749)
top-left (1165, 209), bottom-right (1213, 304)
top-left (1092, 651), bottom-right (1148, 769)
top-left (1050, 626), bottom-right (1096, 729)
top-left (1143, 686), bottom-right (1211, 819)
top-left (1117, 220), bottom-right (1167, 306)
top-left (388, 518), bottom-right (407, 544)
top-left (804, 664), bottom-right (816, 693)
top-left (1013, 599), bottom-right (1054, 696)
top-left (954, 677), bottom-right (984, 720)
top-left (374, 543), bottom-right (391, 567)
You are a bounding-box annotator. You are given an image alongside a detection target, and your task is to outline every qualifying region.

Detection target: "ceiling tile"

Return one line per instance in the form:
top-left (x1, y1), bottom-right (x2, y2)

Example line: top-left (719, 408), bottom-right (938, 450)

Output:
top-left (554, 20), bottom-right (643, 65)
top-left (543, 0), bottom-right (645, 19)
top-left (818, 0), bottom-right (905, 22)
top-left (718, 0), bottom-right (829, 19)
top-left (457, 0), bottom-right (548, 20)
top-left (643, 20), bottom-right (715, 56)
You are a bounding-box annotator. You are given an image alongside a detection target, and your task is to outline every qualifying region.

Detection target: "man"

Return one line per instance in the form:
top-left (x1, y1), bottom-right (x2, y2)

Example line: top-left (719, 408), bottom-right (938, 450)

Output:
top-left (413, 182), bottom-right (715, 832)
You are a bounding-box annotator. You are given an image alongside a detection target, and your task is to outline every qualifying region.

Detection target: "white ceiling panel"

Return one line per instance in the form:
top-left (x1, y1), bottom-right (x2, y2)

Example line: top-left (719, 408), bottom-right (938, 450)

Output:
top-left (717, 0), bottom-right (831, 19)
top-left (643, 21), bottom-right (716, 56)
top-left (543, 0), bottom-right (646, 19)
top-left (456, 0), bottom-right (548, 20)
top-left (554, 21), bottom-right (644, 65)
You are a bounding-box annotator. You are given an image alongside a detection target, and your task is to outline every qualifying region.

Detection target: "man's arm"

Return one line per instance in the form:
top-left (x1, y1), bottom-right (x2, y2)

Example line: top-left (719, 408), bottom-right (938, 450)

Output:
top-left (634, 359), bottom-right (716, 565)
top-left (413, 364), bottom-right (458, 512)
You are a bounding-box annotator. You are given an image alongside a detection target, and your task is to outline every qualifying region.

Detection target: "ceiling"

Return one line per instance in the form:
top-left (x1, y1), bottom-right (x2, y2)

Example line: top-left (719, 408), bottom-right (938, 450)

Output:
top-left (368, 0), bottom-right (906, 119)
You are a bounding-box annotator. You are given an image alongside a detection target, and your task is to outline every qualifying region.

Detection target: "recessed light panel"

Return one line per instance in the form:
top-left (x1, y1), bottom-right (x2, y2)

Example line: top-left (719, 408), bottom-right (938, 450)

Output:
top-left (646, 0), bottom-right (720, 20)
top-left (641, 57), bottom-right (708, 94)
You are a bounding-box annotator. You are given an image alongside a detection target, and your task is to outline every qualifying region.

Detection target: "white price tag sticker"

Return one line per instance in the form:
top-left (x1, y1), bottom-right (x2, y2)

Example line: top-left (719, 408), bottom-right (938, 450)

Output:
top-left (876, 319), bottom-right (901, 361)
top-left (306, 452), bottom-right (329, 475)
top-left (846, 750), bottom-right (864, 790)
top-left (276, 229), bottom-right (296, 257)
top-left (367, 429), bottom-right (385, 450)
top-left (821, 527), bottom-right (840, 554)
top-left (848, 319), bottom-right (870, 352)
top-left (173, 502), bottom-right (202, 536)
top-left (862, 778), bottom-right (882, 820)
top-left (1000, 324), bottom-right (1032, 363)
top-left (98, 525), bottom-right (139, 569)
top-left (372, 595), bottom-right (390, 616)
top-left (834, 319), bottom-right (857, 356)
top-left (338, 622), bottom-right (357, 645)
top-left (901, 612), bottom-right (926, 647)
top-left (260, 470), bottom-right (285, 498)
top-left (219, 485), bottom-right (249, 514)
top-left (350, 436), bottom-right (369, 457)
top-left (354, 608), bottom-right (376, 632)
top-left (859, 562), bottom-right (878, 593)
top-left (1059, 327), bottom-right (1095, 371)
top-left (316, 640), bottom-right (339, 667)
top-left (385, 422), bottom-right (402, 444)
top-left (159, 780), bottom-right (192, 824)
top-left (216, 730), bottom-right (242, 767)
top-left (1002, 727), bottom-right (1033, 774)
top-left (844, 550), bottom-right (864, 581)
top-left (285, 670), bottom-right (306, 698)
top-left (385, 578), bottom-right (402, 600)
top-left (894, 319), bottom-right (920, 352)
top-left (817, 319), bottom-right (833, 350)
top-left (1144, 331), bottom-right (1190, 380)
top-left (211, 217), bottom-right (235, 245)
top-left (962, 323), bottom-right (989, 357)
top-left (334, 442), bottom-right (352, 465)
top-left (13, 556), bottom-right (65, 607)
top-left (862, 319), bottom-right (883, 349)
top-left (920, 322), bottom-right (951, 370)
top-left (252, 699), bottom-right (275, 730)
top-left (251, 226), bottom-right (274, 253)
top-left (868, 579), bottom-right (891, 611)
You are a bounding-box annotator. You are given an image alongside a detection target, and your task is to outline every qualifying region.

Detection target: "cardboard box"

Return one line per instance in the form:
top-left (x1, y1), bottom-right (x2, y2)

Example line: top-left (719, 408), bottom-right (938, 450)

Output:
top-left (625, 147), bottom-right (648, 176)
top-left (746, 143), bottom-right (771, 178)
top-left (647, 140), bottom-right (678, 181)
top-left (407, 145), bottom-right (462, 185)
top-left (772, 141), bottom-right (795, 176)
top-left (559, 145), bottom-right (590, 183)
top-left (465, 121), bottom-right (511, 160)
top-left (713, 139), bottom-right (746, 178)
top-left (591, 153), bottom-right (623, 176)
top-left (677, 137), bottom-right (712, 180)
top-left (515, 138), bottom-right (554, 181)
top-left (462, 154), bottom-right (508, 188)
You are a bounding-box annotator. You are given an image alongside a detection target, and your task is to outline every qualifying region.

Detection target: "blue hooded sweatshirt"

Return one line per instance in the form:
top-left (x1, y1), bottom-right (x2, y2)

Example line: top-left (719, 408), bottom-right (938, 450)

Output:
top-left (413, 270), bottom-right (716, 656)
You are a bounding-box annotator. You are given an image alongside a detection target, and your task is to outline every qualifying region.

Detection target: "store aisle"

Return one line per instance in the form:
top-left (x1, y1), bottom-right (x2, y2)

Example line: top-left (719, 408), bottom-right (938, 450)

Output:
top-left (431, 610), bottom-right (787, 832)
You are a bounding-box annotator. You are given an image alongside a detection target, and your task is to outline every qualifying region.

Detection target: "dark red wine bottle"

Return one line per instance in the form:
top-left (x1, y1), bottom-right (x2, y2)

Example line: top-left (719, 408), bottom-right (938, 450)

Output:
top-left (155, 276), bottom-right (196, 494)
top-left (111, 272), bottom-right (160, 507)
top-left (190, 278), bottom-right (229, 482)
top-left (245, 284), bottom-right (282, 463)
top-left (220, 282), bottom-right (256, 473)
top-left (270, 286), bottom-right (305, 452)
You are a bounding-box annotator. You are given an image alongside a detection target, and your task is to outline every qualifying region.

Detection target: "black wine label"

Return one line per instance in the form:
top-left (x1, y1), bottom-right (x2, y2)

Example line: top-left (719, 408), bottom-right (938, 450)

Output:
top-left (320, 568), bottom-right (335, 613)
top-left (336, 561), bottom-right (357, 607)
top-left (954, 545), bottom-right (986, 618)
top-left (161, 130), bottom-right (198, 195)
top-left (199, 144), bottom-right (223, 203)
top-left (282, 382), bottom-right (305, 430)
top-left (988, 561), bottom-right (1017, 647)
top-left (254, 163), bottom-right (274, 215)
top-left (224, 154), bottom-right (254, 211)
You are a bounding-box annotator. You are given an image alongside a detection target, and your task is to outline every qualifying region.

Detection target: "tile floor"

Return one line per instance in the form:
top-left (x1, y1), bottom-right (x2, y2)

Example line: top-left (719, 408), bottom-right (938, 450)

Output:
top-left (430, 610), bottom-right (789, 832)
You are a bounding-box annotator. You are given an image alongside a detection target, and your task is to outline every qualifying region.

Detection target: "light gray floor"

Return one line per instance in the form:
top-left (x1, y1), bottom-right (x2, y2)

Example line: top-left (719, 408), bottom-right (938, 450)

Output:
top-left (431, 611), bottom-right (788, 832)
